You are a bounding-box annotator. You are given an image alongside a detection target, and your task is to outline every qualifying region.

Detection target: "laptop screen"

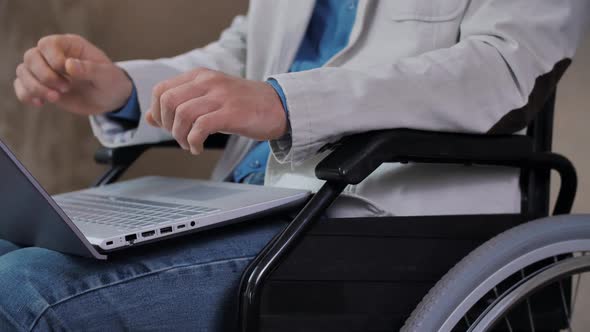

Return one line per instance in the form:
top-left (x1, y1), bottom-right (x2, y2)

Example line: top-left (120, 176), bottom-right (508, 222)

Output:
top-left (0, 139), bottom-right (100, 258)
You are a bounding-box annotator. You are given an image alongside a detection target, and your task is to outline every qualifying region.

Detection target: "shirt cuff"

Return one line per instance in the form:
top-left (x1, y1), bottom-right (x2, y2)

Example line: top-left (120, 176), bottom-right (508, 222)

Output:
top-left (266, 78), bottom-right (289, 115)
top-left (266, 78), bottom-right (294, 163)
top-left (105, 84), bottom-right (140, 126)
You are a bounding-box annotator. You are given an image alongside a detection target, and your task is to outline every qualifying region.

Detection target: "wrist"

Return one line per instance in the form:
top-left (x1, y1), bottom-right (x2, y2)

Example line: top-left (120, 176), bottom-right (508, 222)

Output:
top-left (101, 67), bottom-right (134, 114)
top-left (263, 87), bottom-right (286, 139)
top-left (265, 79), bottom-right (291, 139)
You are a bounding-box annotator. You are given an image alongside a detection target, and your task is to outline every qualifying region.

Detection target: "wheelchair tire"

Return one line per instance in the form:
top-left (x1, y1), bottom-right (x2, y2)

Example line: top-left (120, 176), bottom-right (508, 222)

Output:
top-left (401, 214), bottom-right (590, 332)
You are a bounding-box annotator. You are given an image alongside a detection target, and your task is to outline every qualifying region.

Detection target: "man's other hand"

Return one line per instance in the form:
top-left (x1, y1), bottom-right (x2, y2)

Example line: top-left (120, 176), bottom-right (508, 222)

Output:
top-left (147, 68), bottom-right (287, 155)
top-left (14, 34), bottom-right (132, 115)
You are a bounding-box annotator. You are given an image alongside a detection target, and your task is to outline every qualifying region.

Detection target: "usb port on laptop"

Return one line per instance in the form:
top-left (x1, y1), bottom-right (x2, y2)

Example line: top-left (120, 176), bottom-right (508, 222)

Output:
top-left (141, 230), bottom-right (155, 238)
top-left (125, 234), bottom-right (137, 243)
top-left (160, 226), bottom-right (173, 235)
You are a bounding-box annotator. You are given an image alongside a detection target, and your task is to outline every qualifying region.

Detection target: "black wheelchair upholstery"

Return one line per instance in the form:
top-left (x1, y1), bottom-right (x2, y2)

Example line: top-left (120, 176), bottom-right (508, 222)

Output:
top-left (93, 89), bottom-right (577, 331)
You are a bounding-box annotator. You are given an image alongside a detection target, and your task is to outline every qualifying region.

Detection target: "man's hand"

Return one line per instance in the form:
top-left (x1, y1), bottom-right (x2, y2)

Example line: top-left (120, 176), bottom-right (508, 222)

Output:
top-left (14, 34), bottom-right (132, 115)
top-left (147, 68), bottom-right (287, 154)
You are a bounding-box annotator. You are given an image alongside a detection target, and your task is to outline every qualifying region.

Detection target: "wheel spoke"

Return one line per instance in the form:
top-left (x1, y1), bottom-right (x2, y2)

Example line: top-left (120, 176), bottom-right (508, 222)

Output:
top-left (520, 269), bottom-right (536, 332)
top-left (464, 314), bottom-right (472, 329)
top-left (494, 287), bottom-right (513, 332)
top-left (553, 256), bottom-right (572, 330)
top-left (569, 256), bottom-right (587, 332)
top-left (570, 252), bottom-right (587, 318)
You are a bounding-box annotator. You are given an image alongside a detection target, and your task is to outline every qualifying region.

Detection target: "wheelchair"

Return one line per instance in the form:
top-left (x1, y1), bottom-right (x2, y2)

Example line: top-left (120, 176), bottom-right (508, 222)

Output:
top-left (93, 79), bottom-right (587, 331)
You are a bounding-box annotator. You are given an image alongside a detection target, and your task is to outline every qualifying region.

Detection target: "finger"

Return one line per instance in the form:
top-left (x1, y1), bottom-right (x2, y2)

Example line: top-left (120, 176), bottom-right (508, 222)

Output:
top-left (187, 112), bottom-right (227, 155)
top-left (64, 58), bottom-right (105, 82)
top-left (145, 111), bottom-right (158, 127)
top-left (172, 97), bottom-right (220, 149)
top-left (37, 35), bottom-right (68, 73)
top-left (16, 64), bottom-right (59, 103)
top-left (160, 81), bottom-right (207, 132)
top-left (14, 78), bottom-right (42, 107)
top-left (24, 48), bottom-right (69, 93)
top-left (150, 68), bottom-right (206, 127)
top-left (37, 34), bottom-right (86, 74)
top-left (13, 78), bottom-right (27, 103)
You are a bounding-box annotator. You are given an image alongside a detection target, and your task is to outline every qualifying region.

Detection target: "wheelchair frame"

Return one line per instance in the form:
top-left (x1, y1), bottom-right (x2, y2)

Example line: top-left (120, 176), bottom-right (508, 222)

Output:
top-left (93, 89), bottom-right (577, 331)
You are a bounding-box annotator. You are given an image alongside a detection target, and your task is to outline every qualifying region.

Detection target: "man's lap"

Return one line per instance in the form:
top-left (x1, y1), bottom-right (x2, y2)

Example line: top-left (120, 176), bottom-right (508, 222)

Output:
top-left (0, 218), bottom-right (287, 331)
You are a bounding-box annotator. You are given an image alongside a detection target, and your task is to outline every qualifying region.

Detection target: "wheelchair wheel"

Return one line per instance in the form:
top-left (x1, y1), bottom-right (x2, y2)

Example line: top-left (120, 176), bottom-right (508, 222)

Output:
top-left (402, 214), bottom-right (590, 332)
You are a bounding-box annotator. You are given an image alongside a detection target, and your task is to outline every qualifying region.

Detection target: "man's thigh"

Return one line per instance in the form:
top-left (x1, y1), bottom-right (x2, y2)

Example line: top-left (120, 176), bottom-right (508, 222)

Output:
top-left (0, 218), bottom-right (287, 332)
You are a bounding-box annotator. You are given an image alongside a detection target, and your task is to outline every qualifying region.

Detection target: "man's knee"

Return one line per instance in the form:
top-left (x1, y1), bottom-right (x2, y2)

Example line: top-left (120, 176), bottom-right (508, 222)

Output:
top-left (0, 247), bottom-right (73, 331)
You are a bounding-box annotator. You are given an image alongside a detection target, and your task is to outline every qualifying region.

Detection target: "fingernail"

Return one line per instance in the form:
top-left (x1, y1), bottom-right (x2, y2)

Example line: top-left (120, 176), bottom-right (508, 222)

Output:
top-left (59, 85), bottom-right (69, 93)
top-left (69, 59), bottom-right (82, 73)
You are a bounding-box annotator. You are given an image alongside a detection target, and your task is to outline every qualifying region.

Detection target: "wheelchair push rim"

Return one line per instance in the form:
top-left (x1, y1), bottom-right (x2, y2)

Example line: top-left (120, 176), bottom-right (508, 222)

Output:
top-left (402, 215), bottom-right (590, 332)
top-left (469, 254), bottom-right (590, 331)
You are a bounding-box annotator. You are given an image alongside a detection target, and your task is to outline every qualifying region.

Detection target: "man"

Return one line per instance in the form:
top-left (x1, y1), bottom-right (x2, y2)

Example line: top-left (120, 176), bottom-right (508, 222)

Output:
top-left (4, 0), bottom-right (588, 330)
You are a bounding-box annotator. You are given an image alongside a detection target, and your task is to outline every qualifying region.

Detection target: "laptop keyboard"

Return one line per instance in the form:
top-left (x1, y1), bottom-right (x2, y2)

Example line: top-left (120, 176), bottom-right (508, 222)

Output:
top-left (55, 193), bottom-right (220, 230)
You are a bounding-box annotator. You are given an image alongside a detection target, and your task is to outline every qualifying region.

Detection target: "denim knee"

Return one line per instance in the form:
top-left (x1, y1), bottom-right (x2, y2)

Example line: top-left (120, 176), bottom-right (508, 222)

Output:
top-left (0, 247), bottom-right (254, 331)
top-left (0, 247), bottom-right (65, 331)
top-left (0, 219), bottom-right (287, 331)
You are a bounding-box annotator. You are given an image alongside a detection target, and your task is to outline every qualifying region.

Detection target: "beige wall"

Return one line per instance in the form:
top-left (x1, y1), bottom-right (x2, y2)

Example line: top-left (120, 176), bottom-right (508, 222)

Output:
top-left (554, 33), bottom-right (590, 213)
top-left (0, 1), bottom-right (589, 213)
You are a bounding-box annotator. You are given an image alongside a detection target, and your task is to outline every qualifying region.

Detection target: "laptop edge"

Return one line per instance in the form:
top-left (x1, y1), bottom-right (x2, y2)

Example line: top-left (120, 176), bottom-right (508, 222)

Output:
top-left (0, 139), bottom-right (107, 259)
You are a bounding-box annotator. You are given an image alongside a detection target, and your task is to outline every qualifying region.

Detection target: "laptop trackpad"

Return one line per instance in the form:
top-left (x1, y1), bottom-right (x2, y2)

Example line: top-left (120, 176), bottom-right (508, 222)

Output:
top-left (163, 185), bottom-right (244, 201)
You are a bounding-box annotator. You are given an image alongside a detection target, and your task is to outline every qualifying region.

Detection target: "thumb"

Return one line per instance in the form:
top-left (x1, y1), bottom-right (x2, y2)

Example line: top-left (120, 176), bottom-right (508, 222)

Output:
top-left (64, 58), bottom-right (104, 82)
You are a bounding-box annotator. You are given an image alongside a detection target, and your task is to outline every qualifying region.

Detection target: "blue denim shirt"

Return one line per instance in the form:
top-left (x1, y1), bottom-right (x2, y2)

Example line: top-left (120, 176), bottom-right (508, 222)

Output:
top-left (108, 0), bottom-right (359, 185)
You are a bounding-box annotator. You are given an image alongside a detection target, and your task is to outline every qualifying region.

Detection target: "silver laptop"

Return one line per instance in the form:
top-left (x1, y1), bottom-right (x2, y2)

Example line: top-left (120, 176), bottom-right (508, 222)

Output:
top-left (0, 139), bottom-right (310, 260)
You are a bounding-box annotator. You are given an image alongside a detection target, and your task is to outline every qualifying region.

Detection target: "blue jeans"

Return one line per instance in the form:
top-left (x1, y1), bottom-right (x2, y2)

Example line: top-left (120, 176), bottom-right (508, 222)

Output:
top-left (0, 218), bottom-right (287, 331)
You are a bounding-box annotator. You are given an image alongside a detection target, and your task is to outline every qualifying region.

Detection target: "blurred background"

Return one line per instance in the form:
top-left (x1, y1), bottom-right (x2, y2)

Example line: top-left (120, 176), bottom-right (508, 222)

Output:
top-left (0, 0), bottom-right (590, 329)
top-left (0, 0), bottom-right (247, 193)
top-left (0, 0), bottom-right (588, 213)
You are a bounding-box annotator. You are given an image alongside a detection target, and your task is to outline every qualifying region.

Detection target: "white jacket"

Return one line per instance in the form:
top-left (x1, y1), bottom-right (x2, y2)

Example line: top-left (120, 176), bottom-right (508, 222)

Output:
top-left (90, 0), bottom-right (589, 217)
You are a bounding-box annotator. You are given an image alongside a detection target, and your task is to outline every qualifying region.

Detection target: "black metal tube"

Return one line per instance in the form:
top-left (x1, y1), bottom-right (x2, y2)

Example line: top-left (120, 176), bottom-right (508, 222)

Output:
top-left (93, 165), bottom-right (130, 187)
top-left (524, 153), bottom-right (577, 215)
top-left (238, 181), bottom-right (347, 332)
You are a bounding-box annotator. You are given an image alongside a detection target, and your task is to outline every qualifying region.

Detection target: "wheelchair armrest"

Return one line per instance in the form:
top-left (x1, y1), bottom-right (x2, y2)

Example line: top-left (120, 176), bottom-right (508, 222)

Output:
top-left (315, 128), bottom-right (576, 215)
top-left (315, 129), bottom-right (534, 184)
top-left (94, 133), bottom-right (229, 167)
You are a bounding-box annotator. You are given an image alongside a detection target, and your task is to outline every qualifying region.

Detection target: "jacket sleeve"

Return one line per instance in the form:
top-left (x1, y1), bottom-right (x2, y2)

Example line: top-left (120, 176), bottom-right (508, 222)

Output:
top-left (90, 15), bottom-right (248, 147)
top-left (268, 0), bottom-right (589, 165)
